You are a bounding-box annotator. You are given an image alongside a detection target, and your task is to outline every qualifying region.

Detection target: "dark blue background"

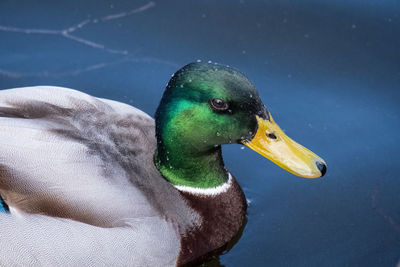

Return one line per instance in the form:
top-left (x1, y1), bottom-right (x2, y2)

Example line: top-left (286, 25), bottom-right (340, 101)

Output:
top-left (0, 1), bottom-right (399, 266)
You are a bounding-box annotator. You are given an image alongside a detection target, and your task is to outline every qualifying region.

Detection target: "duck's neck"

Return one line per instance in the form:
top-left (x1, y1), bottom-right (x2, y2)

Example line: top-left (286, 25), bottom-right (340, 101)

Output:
top-left (154, 141), bottom-right (228, 188)
top-left (176, 174), bottom-right (247, 265)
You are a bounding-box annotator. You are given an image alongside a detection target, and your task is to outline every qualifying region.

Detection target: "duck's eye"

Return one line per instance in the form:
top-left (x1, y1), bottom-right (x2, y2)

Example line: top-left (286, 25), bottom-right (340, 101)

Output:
top-left (210, 98), bottom-right (229, 111)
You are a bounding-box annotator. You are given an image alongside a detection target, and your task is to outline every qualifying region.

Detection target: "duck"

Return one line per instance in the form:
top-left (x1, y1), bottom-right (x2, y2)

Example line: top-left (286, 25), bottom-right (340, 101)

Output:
top-left (0, 62), bottom-right (326, 266)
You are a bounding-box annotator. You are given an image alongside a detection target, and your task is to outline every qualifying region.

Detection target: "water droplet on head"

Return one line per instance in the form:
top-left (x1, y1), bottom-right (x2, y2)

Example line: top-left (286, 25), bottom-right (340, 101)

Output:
top-left (240, 146), bottom-right (245, 150)
top-left (196, 59), bottom-right (202, 62)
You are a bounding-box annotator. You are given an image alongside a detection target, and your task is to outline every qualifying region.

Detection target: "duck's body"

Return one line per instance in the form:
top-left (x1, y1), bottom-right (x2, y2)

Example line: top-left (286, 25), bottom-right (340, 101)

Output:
top-left (0, 86), bottom-right (246, 266)
top-left (0, 62), bottom-right (326, 266)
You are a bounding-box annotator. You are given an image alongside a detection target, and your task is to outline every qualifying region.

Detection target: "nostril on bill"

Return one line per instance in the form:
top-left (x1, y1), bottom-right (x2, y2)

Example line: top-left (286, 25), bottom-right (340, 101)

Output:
top-left (266, 132), bottom-right (277, 139)
top-left (315, 161), bottom-right (327, 177)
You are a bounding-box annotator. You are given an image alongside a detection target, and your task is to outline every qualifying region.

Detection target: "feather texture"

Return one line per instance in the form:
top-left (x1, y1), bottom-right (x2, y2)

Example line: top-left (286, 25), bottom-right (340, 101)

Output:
top-left (0, 86), bottom-right (199, 266)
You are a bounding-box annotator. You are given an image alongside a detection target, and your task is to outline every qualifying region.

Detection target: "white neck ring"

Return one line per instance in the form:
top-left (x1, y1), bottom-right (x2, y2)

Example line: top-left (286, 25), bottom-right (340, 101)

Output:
top-left (174, 173), bottom-right (233, 196)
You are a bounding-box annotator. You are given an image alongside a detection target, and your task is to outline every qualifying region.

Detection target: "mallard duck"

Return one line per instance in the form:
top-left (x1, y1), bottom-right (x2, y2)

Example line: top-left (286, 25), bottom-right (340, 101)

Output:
top-left (0, 62), bottom-right (326, 266)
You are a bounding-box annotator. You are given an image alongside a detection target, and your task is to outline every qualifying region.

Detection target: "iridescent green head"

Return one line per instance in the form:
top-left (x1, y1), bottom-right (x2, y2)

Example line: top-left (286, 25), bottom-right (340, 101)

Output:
top-left (156, 62), bottom-right (267, 150)
top-left (155, 62), bottom-right (326, 189)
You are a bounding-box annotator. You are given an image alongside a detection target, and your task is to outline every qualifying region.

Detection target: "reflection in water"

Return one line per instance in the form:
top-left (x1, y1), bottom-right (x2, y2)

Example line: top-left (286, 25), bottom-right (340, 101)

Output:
top-left (0, 1), bottom-right (179, 78)
top-left (0, 2), bottom-right (155, 55)
top-left (195, 256), bottom-right (225, 267)
top-left (371, 187), bottom-right (400, 236)
top-left (193, 218), bottom-right (248, 267)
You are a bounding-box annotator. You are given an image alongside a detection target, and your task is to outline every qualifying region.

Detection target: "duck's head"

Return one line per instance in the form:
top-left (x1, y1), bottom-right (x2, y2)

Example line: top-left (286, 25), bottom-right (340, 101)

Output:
top-left (155, 62), bottom-right (326, 188)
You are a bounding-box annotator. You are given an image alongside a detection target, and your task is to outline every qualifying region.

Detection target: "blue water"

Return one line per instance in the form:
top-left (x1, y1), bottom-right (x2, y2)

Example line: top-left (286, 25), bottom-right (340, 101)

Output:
top-left (0, 0), bottom-right (399, 266)
top-left (0, 195), bottom-right (8, 213)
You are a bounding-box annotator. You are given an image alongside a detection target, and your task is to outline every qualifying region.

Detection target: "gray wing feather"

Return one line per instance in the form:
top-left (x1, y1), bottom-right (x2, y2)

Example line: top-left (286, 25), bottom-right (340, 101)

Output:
top-left (0, 86), bottom-right (158, 227)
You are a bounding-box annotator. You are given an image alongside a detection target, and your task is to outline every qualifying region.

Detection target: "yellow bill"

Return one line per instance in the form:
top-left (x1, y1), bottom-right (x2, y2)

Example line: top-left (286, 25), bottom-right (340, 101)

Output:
top-left (243, 115), bottom-right (326, 178)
